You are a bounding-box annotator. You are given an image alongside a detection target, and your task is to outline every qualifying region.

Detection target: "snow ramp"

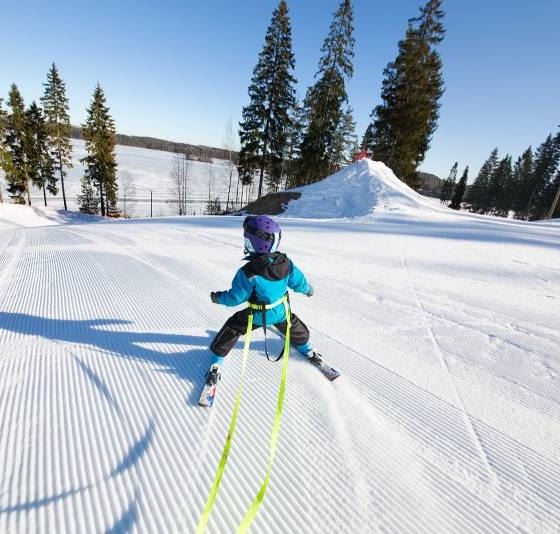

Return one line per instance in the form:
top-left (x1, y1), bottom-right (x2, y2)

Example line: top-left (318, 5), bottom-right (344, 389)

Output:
top-left (283, 159), bottom-right (442, 218)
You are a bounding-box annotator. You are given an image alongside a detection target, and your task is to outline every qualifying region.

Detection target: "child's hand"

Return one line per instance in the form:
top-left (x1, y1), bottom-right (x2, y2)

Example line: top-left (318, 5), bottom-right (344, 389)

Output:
top-left (210, 291), bottom-right (222, 304)
top-left (306, 285), bottom-right (314, 297)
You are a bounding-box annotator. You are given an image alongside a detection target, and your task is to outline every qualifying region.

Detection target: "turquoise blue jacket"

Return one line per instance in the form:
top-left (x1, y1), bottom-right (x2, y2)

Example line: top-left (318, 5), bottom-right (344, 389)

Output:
top-left (217, 252), bottom-right (311, 326)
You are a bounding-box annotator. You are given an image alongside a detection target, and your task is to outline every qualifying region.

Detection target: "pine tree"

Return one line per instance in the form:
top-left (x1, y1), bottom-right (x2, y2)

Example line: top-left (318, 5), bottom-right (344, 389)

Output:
top-left (439, 161), bottom-right (457, 204)
top-left (238, 1), bottom-right (297, 198)
top-left (449, 166), bottom-right (468, 210)
top-left (282, 100), bottom-right (304, 189)
top-left (80, 84), bottom-right (118, 216)
top-left (466, 148), bottom-right (498, 213)
top-left (297, 0), bottom-right (355, 185)
top-left (0, 99), bottom-right (12, 188)
top-left (486, 154), bottom-right (510, 214)
top-left (26, 102), bottom-right (57, 207)
top-left (330, 107), bottom-right (357, 171)
top-left (77, 174), bottom-right (100, 215)
top-left (365, 0), bottom-right (445, 188)
top-left (511, 147), bottom-right (533, 217)
top-left (361, 123), bottom-right (375, 156)
top-left (4, 84), bottom-right (30, 204)
top-left (41, 63), bottom-right (72, 210)
top-left (522, 132), bottom-right (560, 220)
top-left (491, 155), bottom-right (513, 217)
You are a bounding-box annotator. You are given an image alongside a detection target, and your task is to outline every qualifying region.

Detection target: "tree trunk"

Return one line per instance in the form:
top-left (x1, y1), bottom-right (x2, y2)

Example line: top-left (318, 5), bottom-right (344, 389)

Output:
top-left (99, 177), bottom-right (105, 216)
top-left (58, 149), bottom-right (67, 210)
top-left (226, 159), bottom-right (233, 213)
top-left (258, 123), bottom-right (270, 199)
top-left (548, 181), bottom-right (560, 219)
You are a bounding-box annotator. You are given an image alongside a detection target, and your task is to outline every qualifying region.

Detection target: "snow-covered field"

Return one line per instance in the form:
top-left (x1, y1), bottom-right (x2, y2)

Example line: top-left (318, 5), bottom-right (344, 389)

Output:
top-left (0, 140), bottom-right (249, 218)
top-left (0, 160), bottom-right (559, 533)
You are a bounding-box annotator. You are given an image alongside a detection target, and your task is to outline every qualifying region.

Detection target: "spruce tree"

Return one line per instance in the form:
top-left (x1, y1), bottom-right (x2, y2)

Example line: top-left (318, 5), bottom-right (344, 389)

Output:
top-left (361, 123), bottom-right (375, 156)
top-left (0, 99), bottom-right (11, 184)
top-left (466, 148), bottom-right (498, 213)
top-left (80, 84), bottom-right (118, 216)
top-left (330, 107), bottom-right (358, 171)
top-left (4, 84), bottom-right (30, 204)
top-left (486, 154), bottom-right (509, 213)
top-left (238, 1), bottom-right (297, 198)
top-left (439, 161), bottom-right (457, 204)
top-left (297, 0), bottom-right (355, 184)
top-left (449, 166), bottom-right (468, 210)
top-left (26, 102), bottom-right (57, 207)
top-left (490, 155), bottom-right (513, 217)
top-left (77, 174), bottom-right (100, 215)
top-left (512, 147), bottom-right (533, 217)
top-left (365, 0), bottom-right (445, 187)
top-left (522, 132), bottom-right (560, 219)
top-left (41, 63), bottom-right (72, 210)
top-left (282, 100), bottom-right (304, 189)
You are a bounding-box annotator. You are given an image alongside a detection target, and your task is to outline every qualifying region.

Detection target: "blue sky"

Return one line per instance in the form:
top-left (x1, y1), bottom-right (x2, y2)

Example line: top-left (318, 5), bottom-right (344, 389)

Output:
top-left (1, 0), bottom-right (558, 180)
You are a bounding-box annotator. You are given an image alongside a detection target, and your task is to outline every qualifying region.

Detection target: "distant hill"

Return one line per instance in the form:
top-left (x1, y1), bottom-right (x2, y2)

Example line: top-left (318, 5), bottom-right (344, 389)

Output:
top-left (417, 171), bottom-right (444, 198)
top-left (70, 126), bottom-right (236, 163)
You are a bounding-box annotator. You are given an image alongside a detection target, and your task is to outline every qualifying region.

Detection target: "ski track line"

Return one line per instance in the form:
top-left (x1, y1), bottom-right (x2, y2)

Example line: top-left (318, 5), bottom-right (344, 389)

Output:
top-left (419, 291), bottom-right (559, 362)
top-left (404, 300), bottom-right (560, 418)
top-left (400, 248), bottom-right (501, 485)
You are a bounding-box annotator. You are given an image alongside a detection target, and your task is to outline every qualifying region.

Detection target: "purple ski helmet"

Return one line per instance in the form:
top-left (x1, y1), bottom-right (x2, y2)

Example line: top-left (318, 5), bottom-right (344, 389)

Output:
top-left (243, 215), bottom-right (281, 254)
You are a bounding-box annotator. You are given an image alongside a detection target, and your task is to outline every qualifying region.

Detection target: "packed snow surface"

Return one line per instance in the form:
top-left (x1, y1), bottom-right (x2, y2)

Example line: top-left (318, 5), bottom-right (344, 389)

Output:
top-left (1, 162), bottom-right (560, 533)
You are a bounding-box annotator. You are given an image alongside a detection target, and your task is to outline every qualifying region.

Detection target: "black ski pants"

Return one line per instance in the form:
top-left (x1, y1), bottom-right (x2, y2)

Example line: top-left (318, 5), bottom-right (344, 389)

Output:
top-left (210, 308), bottom-right (310, 357)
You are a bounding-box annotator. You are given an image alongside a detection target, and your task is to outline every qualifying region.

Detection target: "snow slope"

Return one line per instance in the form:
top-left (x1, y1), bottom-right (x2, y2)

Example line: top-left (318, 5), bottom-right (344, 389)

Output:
top-left (1, 206), bottom-right (559, 533)
top-left (0, 203), bottom-right (100, 231)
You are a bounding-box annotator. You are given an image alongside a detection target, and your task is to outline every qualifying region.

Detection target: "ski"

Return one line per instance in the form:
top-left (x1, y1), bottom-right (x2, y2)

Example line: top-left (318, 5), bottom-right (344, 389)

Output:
top-left (308, 355), bottom-right (340, 381)
top-left (199, 364), bottom-right (221, 407)
top-left (198, 382), bottom-right (219, 407)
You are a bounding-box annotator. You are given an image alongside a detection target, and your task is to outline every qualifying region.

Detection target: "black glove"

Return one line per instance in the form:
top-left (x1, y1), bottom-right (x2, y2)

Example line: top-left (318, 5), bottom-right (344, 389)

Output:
top-left (210, 291), bottom-right (222, 304)
top-left (306, 285), bottom-right (314, 297)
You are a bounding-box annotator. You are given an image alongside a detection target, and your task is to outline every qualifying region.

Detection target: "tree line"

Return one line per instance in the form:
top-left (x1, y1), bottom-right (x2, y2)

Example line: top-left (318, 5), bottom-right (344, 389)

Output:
top-left (439, 130), bottom-right (560, 220)
top-left (237, 0), bottom-right (446, 197)
top-left (69, 126), bottom-right (232, 163)
top-left (0, 64), bottom-right (118, 216)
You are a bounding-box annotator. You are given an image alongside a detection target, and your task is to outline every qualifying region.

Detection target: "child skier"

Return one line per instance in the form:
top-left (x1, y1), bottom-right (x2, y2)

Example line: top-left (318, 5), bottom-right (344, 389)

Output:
top-left (202, 215), bottom-right (336, 399)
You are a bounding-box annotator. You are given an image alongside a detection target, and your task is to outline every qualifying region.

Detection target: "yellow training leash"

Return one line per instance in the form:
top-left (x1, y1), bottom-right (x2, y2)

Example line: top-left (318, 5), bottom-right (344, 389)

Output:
top-left (196, 297), bottom-right (291, 533)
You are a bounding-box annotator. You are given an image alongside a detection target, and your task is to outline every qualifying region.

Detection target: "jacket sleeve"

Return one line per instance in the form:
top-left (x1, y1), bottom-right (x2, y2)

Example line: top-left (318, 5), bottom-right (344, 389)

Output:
top-left (287, 261), bottom-right (311, 295)
top-left (217, 268), bottom-right (254, 307)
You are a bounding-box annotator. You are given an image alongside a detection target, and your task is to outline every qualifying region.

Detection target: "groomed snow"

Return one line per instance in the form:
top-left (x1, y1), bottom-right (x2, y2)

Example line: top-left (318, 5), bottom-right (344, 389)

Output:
top-left (0, 203), bottom-right (101, 231)
top-left (0, 160), bottom-right (559, 533)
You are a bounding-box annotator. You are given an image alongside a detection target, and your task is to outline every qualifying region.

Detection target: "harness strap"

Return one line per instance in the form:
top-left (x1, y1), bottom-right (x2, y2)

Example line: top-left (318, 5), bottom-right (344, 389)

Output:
top-left (248, 294), bottom-right (288, 362)
top-left (247, 294), bottom-right (287, 311)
